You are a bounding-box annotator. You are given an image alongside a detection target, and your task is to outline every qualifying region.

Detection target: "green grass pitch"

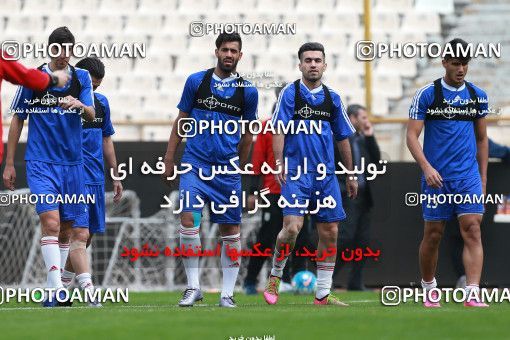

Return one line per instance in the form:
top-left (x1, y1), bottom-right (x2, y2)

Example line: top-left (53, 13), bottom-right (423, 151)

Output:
top-left (0, 291), bottom-right (509, 339)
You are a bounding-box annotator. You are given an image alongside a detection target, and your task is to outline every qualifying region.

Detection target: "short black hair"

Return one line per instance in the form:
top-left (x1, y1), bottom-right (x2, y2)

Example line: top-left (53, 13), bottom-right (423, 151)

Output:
top-left (76, 57), bottom-right (105, 79)
top-left (215, 32), bottom-right (242, 50)
top-left (444, 38), bottom-right (471, 63)
top-left (48, 26), bottom-right (75, 46)
top-left (347, 104), bottom-right (366, 118)
top-left (298, 42), bottom-right (325, 60)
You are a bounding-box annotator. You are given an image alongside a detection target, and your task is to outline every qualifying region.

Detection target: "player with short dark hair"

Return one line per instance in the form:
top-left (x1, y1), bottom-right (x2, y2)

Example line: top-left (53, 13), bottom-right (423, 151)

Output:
top-left (2, 27), bottom-right (98, 307)
top-left (264, 42), bottom-right (357, 306)
top-left (163, 32), bottom-right (258, 307)
top-left (59, 57), bottom-right (123, 292)
top-left (407, 38), bottom-right (489, 308)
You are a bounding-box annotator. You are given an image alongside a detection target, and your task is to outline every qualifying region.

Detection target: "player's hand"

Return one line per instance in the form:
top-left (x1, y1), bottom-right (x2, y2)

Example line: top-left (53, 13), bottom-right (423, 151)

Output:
top-left (423, 165), bottom-right (443, 188)
top-left (346, 177), bottom-right (358, 199)
top-left (2, 165), bottom-right (16, 191)
top-left (275, 158), bottom-right (286, 186)
top-left (113, 180), bottom-right (123, 203)
top-left (52, 70), bottom-right (70, 88)
top-left (162, 157), bottom-right (175, 187)
top-left (59, 95), bottom-right (84, 111)
top-left (362, 120), bottom-right (374, 136)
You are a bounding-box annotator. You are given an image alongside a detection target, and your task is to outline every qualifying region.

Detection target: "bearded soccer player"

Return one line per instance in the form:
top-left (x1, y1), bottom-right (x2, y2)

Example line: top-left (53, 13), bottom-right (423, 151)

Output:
top-left (264, 42), bottom-right (357, 306)
top-left (59, 57), bottom-right (123, 292)
top-left (163, 32), bottom-right (258, 307)
top-left (0, 53), bottom-right (70, 165)
top-left (406, 38), bottom-right (489, 308)
top-left (2, 27), bottom-right (98, 307)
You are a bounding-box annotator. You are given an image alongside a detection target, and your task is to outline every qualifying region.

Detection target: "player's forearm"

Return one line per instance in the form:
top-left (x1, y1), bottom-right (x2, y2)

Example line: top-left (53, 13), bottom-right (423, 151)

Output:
top-left (81, 106), bottom-right (95, 122)
top-left (337, 139), bottom-right (353, 171)
top-left (164, 121), bottom-right (183, 162)
top-left (406, 133), bottom-right (432, 172)
top-left (102, 137), bottom-right (119, 180)
top-left (238, 133), bottom-right (253, 168)
top-left (5, 116), bottom-right (24, 166)
top-left (2, 59), bottom-right (51, 91)
top-left (272, 133), bottom-right (284, 164)
top-left (476, 135), bottom-right (488, 186)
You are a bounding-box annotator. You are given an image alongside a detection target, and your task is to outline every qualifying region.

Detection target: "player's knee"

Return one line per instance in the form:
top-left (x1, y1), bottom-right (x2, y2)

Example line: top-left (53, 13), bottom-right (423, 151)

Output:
top-left (71, 227), bottom-right (90, 243)
top-left (283, 222), bottom-right (301, 237)
top-left (462, 223), bottom-right (481, 243)
top-left (181, 212), bottom-right (200, 228)
top-left (425, 229), bottom-right (443, 247)
top-left (319, 226), bottom-right (338, 243)
top-left (42, 222), bottom-right (60, 236)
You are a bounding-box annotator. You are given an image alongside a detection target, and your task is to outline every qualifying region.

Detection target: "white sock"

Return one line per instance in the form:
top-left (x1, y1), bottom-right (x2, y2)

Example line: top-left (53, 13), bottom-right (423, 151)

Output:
top-left (179, 225), bottom-right (201, 289)
top-left (270, 249), bottom-right (290, 278)
top-left (40, 236), bottom-right (63, 288)
top-left (421, 278), bottom-right (437, 290)
top-left (61, 269), bottom-right (75, 288)
top-left (76, 272), bottom-right (94, 291)
top-left (316, 262), bottom-right (335, 299)
top-left (466, 283), bottom-right (480, 301)
top-left (59, 242), bottom-right (70, 270)
top-left (220, 233), bottom-right (241, 298)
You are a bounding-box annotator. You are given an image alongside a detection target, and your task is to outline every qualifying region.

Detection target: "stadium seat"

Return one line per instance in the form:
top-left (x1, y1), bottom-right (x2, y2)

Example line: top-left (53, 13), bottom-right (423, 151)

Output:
top-left (110, 125), bottom-right (142, 140)
top-left (99, 0), bottom-right (138, 14)
top-left (323, 74), bottom-right (362, 95)
top-left (401, 13), bottom-right (441, 34)
top-left (216, 0), bottom-right (256, 14)
top-left (0, 0), bottom-right (21, 12)
top-left (61, 0), bottom-right (99, 14)
top-left (257, 0), bottom-right (294, 12)
top-left (178, 0), bottom-right (216, 13)
top-left (102, 57), bottom-right (134, 75)
top-left (283, 13), bottom-right (320, 32)
top-left (188, 36), bottom-right (218, 54)
top-left (138, 0), bottom-right (178, 14)
top-left (5, 15), bottom-right (44, 34)
top-left (268, 34), bottom-right (310, 53)
top-left (371, 12), bottom-right (400, 34)
top-left (134, 54), bottom-right (173, 75)
top-left (376, 56), bottom-right (417, 78)
top-left (174, 54), bottom-right (215, 75)
top-left (373, 0), bottom-right (413, 13)
top-left (119, 75), bottom-right (158, 93)
top-left (159, 74), bottom-right (187, 93)
top-left (43, 15), bottom-right (84, 34)
top-left (151, 34), bottom-right (187, 53)
top-left (336, 0), bottom-right (363, 14)
top-left (86, 15), bottom-right (124, 33)
top-left (22, 0), bottom-right (60, 15)
top-left (373, 74), bottom-right (403, 99)
top-left (321, 13), bottom-right (361, 34)
top-left (415, 0), bottom-right (454, 14)
top-left (125, 15), bottom-right (165, 34)
top-left (162, 14), bottom-right (200, 35)
top-left (295, 0), bottom-right (334, 14)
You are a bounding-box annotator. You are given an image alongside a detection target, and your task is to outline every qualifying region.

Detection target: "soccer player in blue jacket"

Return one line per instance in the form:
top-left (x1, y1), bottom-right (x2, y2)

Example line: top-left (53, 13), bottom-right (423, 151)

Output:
top-left (163, 33), bottom-right (258, 307)
top-left (406, 38), bottom-right (489, 307)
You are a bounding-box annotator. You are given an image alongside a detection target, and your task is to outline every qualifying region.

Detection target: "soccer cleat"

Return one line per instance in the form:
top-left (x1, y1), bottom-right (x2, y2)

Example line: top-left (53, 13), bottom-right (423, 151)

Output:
top-left (263, 275), bottom-right (281, 305)
top-left (423, 290), bottom-right (441, 308)
top-left (464, 299), bottom-right (489, 307)
top-left (219, 296), bottom-right (237, 308)
top-left (42, 289), bottom-right (68, 308)
top-left (178, 287), bottom-right (203, 307)
top-left (314, 294), bottom-right (349, 306)
top-left (88, 300), bottom-right (103, 308)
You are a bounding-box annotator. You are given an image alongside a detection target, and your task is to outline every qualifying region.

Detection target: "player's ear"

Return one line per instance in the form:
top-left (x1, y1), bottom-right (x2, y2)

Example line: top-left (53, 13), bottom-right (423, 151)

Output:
top-left (441, 59), bottom-right (447, 68)
top-left (215, 48), bottom-right (219, 58)
top-left (238, 50), bottom-right (243, 60)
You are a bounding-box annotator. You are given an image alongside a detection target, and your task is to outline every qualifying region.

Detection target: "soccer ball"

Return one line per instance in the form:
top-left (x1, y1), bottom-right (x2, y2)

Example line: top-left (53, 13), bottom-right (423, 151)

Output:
top-left (291, 271), bottom-right (317, 294)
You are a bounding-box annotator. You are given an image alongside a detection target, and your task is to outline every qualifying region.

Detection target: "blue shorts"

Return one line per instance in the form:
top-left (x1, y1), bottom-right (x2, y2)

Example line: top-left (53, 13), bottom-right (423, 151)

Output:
top-left (179, 166), bottom-right (241, 224)
top-left (281, 172), bottom-right (346, 223)
top-left (83, 183), bottom-right (105, 234)
top-left (26, 160), bottom-right (88, 227)
top-left (421, 176), bottom-right (484, 221)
